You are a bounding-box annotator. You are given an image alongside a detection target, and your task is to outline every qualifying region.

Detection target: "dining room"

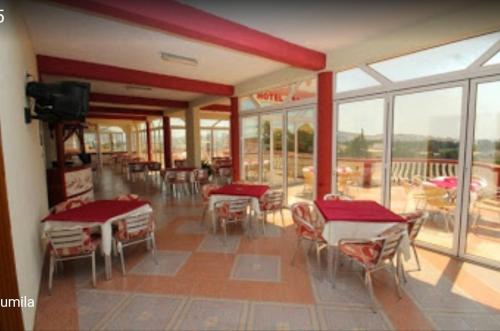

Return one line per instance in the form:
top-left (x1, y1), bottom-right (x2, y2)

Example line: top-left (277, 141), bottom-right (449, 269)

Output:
top-left (1, 1), bottom-right (500, 330)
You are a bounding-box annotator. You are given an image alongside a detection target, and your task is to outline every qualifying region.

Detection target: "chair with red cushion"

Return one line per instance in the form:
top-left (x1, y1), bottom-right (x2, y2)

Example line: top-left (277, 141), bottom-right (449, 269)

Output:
top-left (51, 198), bottom-right (88, 214)
top-left (336, 224), bottom-right (406, 312)
top-left (46, 227), bottom-right (100, 293)
top-left (290, 202), bottom-right (327, 269)
top-left (400, 211), bottom-right (428, 275)
top-left (201, 184), bottom-right (220, 226)
top-left (214, 198), bottom-right (251, 244)
top-left (193, 169), bottom-right (210, 193)
top-left (259, 190), bottom-right (285, 233)
top-left (323, 193), bottom-right (352, 201)
top-left (114, 194), bottom-right (140, 201)
top-left (113, 212), bottom-right (157, 275)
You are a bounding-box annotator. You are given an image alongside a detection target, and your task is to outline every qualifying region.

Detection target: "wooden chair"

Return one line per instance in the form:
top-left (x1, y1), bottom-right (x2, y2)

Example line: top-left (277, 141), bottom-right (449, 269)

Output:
top-left (46, 227), bottom-right (100, 293)
top-left (113, 213), bottom-right (157, 275)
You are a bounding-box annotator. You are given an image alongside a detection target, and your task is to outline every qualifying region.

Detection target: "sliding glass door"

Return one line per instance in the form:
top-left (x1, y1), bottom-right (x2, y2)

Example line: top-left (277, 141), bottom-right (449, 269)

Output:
top-left (261, 113), bottom-right (284, 189)
top-left (462, 77), bottom-right (500, 265)
top-left (241, 116), bottom-right (259, 183)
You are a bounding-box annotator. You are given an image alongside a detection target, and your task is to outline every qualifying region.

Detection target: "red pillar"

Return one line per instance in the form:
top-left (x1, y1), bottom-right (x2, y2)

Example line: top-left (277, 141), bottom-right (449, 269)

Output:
top-left (316, 71), bottom-right (333, 199)
top-left (162, 116), bottom-right (172, 168)
top-left (146, 120), bottom-right (152, 161)
top-left (230, 97), bottom-right (240, 182)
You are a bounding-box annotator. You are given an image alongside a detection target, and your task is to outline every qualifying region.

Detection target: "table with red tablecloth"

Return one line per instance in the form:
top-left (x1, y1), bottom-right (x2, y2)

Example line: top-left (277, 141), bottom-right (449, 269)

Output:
top-left (42, 200), bottom-right (153, 279)
top-left (208, 184), bottom-right (269, 232)
top-left (314, 199), bottom-right (410, 283)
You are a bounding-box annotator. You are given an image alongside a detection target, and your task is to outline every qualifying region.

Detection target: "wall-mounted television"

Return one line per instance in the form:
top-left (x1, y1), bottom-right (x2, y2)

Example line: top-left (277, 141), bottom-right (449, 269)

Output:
top-left (25, 81), bottom-right (90, 123)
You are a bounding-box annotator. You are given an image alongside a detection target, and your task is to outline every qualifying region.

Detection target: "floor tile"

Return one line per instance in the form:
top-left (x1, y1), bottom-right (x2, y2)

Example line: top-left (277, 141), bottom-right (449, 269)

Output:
top-left (174, 298), bottom-right (248, 330)
top-left (230, 254), bottom-right (281, 282)
top-left (317, 305), bottom-right (391, 331)
top-left (130, 250), bottom-right (191, 276)
top-left (197, 234), bottom-right (241, 254)
top-left (101, 294), bottom-right (185, 330)
top-left (247, 302), bottom-right (318, 330)
top-left (176, 221), bottom-right (208, 235)
top-left (76, 289), bottom-right (128, 330)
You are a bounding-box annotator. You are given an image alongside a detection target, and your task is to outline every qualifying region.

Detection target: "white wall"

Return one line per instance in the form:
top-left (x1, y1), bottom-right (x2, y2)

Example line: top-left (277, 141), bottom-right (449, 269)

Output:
top-left (0, 1), bottom-right (49, 329)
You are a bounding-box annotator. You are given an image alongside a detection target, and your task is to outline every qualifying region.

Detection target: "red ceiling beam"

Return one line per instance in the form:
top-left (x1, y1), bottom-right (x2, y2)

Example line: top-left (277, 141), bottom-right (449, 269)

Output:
top-left (90, 93), bottom-right (188, 109)
top-left (50, 0), bottom-right (326, 70)
top-left (37, 55), bottom-right (234, 96)
top-left (88, 106), bottom-right (163, 117)
top-left (200, 104), bottom-right (231, 112)
top-left (86, 114), bottom-right (147, 121)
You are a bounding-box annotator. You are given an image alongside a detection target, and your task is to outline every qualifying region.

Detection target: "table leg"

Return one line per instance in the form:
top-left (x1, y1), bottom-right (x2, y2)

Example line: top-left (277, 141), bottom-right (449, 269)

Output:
top-left (105, 254), bottom-right (112, 280)
top-left (327, 245), bottom-right (334, 282)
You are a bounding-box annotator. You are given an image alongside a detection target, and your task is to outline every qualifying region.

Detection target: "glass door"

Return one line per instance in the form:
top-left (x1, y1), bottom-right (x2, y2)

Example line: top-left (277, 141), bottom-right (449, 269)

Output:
top-left (261, 113), bottom-right (284, 189)
top-left (286, 107), bottom-right (315, 204)
top-left (462, 77), bottom-right (500, 265)
top-left (336, 98), bottom-right (386, 203)
top-left (241, 116), bottom-right (259, 183)
top-left (389, 85), bottom-right (466, 251)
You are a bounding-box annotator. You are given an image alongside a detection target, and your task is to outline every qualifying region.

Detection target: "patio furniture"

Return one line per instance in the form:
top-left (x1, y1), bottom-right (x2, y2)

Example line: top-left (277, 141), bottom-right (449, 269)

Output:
top-left (146, 161), bottom-right (162, 183)
top-left (290, 202), bottom-right (327, 270)
top-left (259, 190), bottom-right (285, 233)
top-left (201, 184), bottom-right (221, 226)
top-left (217, 166), bottom-right (232, 185)
top-left (323, 193), bottom-right (352, 201)
top-left (421, 185), bottom-right (454, 232)
top-left (171, 171), bottom-right (191, 198)
top-left (302, 167), bottom-right (314, 194)
top-left (46, 227), bottom-right (100, 293)
top-left (42, 200), bottom-right (153, 280)
top-left (174, 159), bottom-right (187, 168)
top-left (114, 194), bottom-right (139, 201)
top-left (399, 211), bottom-right (428, 276)
top-left (337, 224), bottom-right (406, 312)
top-left (128, 162), bottom-right (147, 182)
top-left (51, 198), bottom-right (88, 214)
top-left (214, 198), bottom-right (252, 244)
top-left (314, 199), bottom-right (409, 288)
top-left (114, 213), bottom-right (157, 275)
top-left (193, 168), bottom-right (210, 193)
top-left (208, 183), bottom-right (270, 233)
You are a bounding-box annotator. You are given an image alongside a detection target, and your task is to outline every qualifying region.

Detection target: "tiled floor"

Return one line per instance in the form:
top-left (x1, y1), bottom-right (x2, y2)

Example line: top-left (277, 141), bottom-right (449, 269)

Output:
top-left (34, 168), bottom-right (500, 330)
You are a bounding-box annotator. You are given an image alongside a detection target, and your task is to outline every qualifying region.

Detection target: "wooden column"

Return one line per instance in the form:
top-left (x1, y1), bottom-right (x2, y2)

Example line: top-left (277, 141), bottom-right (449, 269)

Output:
top-left (146, 120), bottom-right (152, 161)
top-left (162, 115), bottom-right (172, 168)
top-left (230, 97), bottom-right (240, 182)
top-left (316, 71), bottom-right (333, 199)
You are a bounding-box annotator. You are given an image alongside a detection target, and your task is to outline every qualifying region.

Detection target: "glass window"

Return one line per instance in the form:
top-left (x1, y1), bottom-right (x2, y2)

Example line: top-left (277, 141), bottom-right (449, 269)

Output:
top-left (240, 96), bottom-right (258, 111)
top-left (111, 132), bottom-right (127, 152)
top-left (335, 68), bottom-right (380, 93)
top-left (171, 128), bottom-right (186, 161)
top-left (170, 118), bottom-right (185, 127)
top-left (370, 32), bottom-right (500, 81)
top-left (213, 130), bottom-right (230, 158)
top-left (484, 51), bottom-right (500, 66)
top-left (200, 119), bottom-right (218, 127)
top-left (337, 99), bottom-right (385, 203)
top-left (200, 129), bottom-right (212, 162)
top-left (242, 117), bottom-right (259, 182)
top-left (215, 120), bottom-right (230, 128)
top-left (84, 132), bottom-right (97, 153)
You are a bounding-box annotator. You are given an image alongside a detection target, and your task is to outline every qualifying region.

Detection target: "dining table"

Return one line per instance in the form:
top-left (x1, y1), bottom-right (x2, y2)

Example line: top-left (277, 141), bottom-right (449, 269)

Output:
top-left (42, 199), bottom-right (153, 280)
top-left (208, 183), bottom-right (270, 233)
top-left (314, 199), bottom-right (409, 283)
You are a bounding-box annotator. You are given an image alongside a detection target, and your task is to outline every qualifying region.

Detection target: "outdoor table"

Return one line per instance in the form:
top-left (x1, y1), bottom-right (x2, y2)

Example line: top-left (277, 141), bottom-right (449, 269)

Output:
top-left (314, 199), bottom-right (409, 283)
top-left (208, 183), bottom-right (270, 233)
top-left (164, 167), bottom-right (197, 190)
top-left (42, 200), bottom-right (153, 280)
top-left (127, 161), bottom-right (161, 180)
top-left (429, 176), bottom-right (483, 192)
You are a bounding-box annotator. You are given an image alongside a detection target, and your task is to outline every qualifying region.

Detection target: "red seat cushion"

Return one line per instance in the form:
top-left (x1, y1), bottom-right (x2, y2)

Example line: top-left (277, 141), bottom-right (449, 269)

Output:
top-left (339, 241), bottom-right (383, 266)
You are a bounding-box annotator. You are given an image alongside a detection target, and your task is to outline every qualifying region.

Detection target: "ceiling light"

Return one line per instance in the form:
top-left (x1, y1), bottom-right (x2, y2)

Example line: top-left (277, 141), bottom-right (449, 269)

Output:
top-left (125, 85), bottom-right (152, 91)
top-left (160, 52), bottom-right (198, 66)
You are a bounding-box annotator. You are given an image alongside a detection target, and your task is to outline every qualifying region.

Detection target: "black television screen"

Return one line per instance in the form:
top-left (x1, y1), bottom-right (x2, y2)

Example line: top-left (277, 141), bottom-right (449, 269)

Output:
top-left (26, 81), bottom-right (90, 122)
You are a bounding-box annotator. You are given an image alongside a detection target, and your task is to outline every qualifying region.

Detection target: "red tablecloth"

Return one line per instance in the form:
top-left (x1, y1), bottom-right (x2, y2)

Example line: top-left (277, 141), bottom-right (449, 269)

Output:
top-left (212, 184), bottom-right (269, 198)
top-left (429, 176), bottom-right (482, 191)
top-left (42, 200), bottom-right (150, 223)
top-left (315, 200), bottom-right (405, 223)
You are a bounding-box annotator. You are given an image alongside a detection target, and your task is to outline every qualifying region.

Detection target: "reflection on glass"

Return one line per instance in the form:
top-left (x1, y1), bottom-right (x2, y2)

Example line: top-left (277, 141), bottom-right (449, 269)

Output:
top-left (287, 108), bottom-right (315, 204)
top-left (337, 99), bottom-right (385, 202)
top-left (261, 113), bottom-right (283, 189)
top-left (466, 80), bottom-right (500, 263)
top-left (390, 87), bottom-right (463, 250)
top-left (242, 117), bottom-right (259, 182)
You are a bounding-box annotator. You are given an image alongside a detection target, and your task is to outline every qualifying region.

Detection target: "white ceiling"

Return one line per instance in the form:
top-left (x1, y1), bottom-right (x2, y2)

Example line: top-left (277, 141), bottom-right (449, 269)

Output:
top-left (42, 74), bottom-right (201, 102)
top-left (182, 0), bottom-right (473, 52)
top-left (20, 0), bottom-right (287, 92)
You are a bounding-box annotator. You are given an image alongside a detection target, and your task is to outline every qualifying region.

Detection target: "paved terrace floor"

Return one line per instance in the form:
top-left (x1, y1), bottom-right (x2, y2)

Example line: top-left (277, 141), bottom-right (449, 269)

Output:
top-left (34, 168), bottom-right (500, 330)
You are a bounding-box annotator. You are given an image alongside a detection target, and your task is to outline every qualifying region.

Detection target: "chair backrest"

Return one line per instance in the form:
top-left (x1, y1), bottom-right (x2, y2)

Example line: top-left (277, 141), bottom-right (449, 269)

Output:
top-left (403, 211), bottom-right (428, 242)
top-left (148, 162), bottom-right (161, 171)
top-left (129, 163), bottom-right (146, 172)
top-left (261, 190), bottom-right (284, 211)
top-left (196, 169), bottom-right (209, 181)
top-left (219, 167), bottom-right (232, 177)
top-left (114, 194), bottom-right (139, 201)
top-left (176, 171), bottom-right (188, 181)
top-left (214, 198), bottom-right (250, 219)
top-left (46, 227), bottom-right (89, 256)
top-left (174, 159), bottom-right (187, 168)
top-left (374, 224), bottom-right (406, 265)
top-left (52, 198), bottom-right (87, 214)
top-left (290, 202), bottom-right (321, 233)
top-left (202, 184), bottom-right (220, 201)
top-left (118, 213), bottom-right (154, 239)
top-left (323, 193), bottom-right (352, 201)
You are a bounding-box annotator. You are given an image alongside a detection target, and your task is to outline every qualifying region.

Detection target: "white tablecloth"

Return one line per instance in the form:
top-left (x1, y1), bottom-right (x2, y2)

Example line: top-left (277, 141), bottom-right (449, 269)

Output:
top-left (42, 204), bottom-right (153, 278)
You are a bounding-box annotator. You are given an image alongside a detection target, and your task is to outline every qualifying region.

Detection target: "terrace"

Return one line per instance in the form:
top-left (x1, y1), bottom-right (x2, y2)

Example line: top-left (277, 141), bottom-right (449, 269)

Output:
top-left (1, 1), bottom-right (500, 330)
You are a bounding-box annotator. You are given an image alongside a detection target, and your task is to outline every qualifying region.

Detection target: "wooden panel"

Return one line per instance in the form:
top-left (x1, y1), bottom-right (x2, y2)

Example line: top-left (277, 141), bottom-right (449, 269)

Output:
top-left (0, 125), bottom-right (24, 330)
